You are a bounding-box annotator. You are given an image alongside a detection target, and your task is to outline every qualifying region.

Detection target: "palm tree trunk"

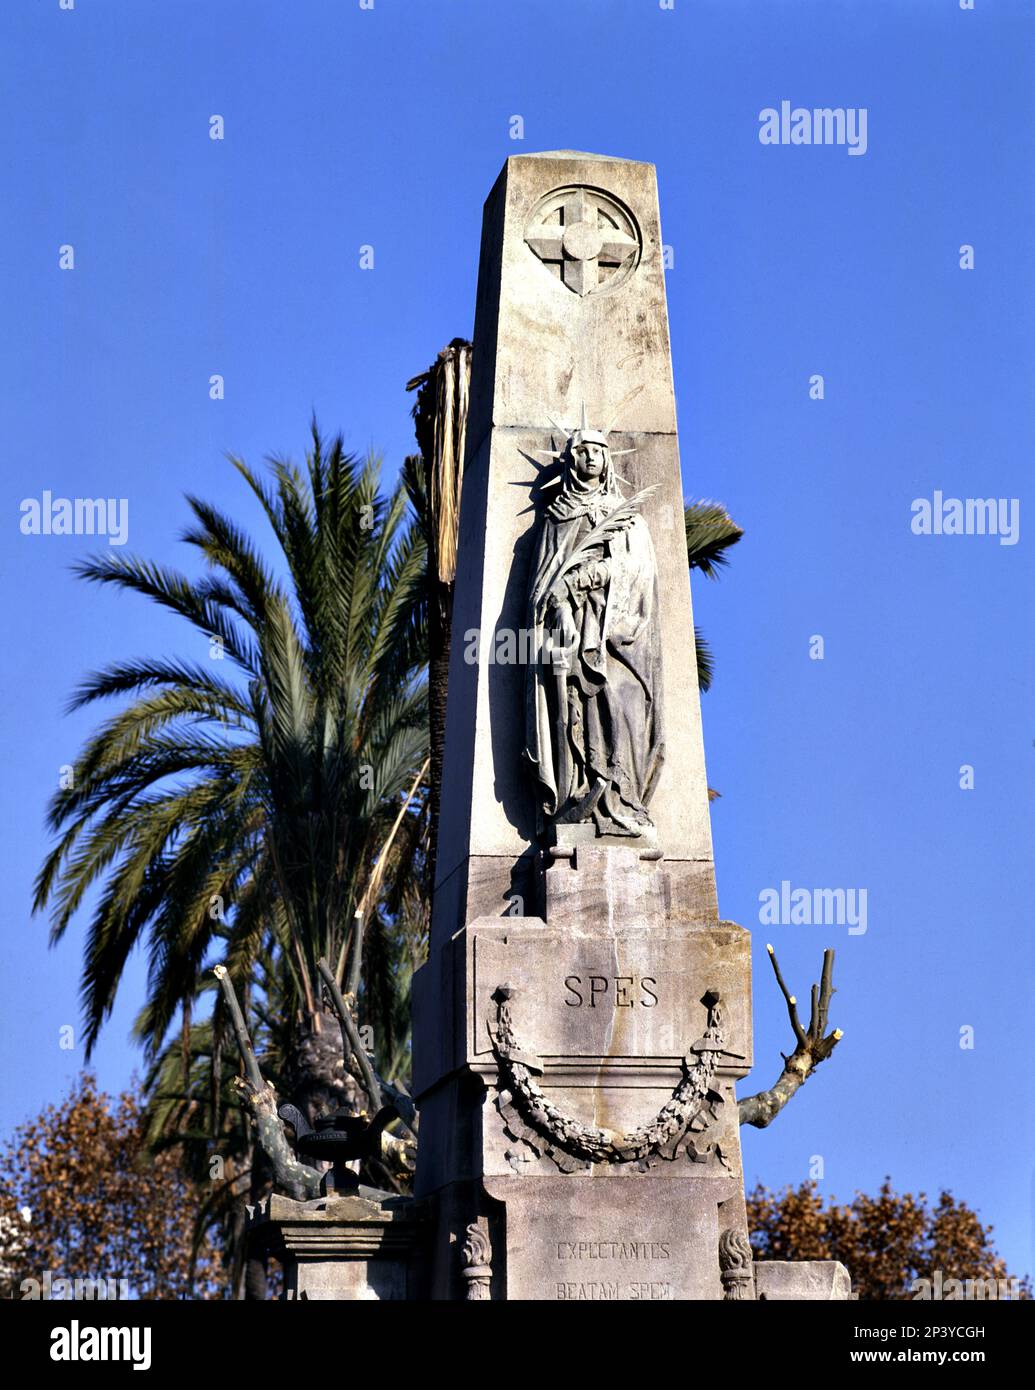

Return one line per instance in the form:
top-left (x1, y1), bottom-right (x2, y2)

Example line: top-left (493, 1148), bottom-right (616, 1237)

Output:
top-left (286, 1009), bottom-right (360, 1128)
top-left (406, 339), bottom-right (472, 885)
top-left (428, 593), bottom-right (451, 890)
top-left (244, 1149), bottom-right (270, 1300)
top-left (228, 1181), bottom-right (249, 1300)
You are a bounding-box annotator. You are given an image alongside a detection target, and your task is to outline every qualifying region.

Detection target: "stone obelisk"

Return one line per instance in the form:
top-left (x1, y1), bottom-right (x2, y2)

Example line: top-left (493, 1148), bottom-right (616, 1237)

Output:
top-left (412, 152), bottom-right (754, 1300)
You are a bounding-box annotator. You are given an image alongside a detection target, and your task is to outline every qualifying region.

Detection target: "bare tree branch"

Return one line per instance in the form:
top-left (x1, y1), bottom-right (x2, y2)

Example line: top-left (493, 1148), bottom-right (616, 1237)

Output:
top-left (232, 1076), bottom-right (322, 1199)
top-left (316, 957), bottom-right (418, 1139)
top-left (739, 945), bottom-right (843, 1129)
top-left (214, 964), bottom-right (322, 1198)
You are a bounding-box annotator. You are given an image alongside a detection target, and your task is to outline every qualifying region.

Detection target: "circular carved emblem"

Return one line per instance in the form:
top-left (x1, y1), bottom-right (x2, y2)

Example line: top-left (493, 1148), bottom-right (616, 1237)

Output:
top-left (524, 185), bottom-right (642, 298)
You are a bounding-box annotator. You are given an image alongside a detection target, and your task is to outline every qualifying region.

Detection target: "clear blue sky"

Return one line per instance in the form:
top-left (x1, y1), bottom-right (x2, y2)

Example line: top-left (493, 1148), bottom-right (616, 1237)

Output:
top-left (2, 1), bottom-right (1032, 1277)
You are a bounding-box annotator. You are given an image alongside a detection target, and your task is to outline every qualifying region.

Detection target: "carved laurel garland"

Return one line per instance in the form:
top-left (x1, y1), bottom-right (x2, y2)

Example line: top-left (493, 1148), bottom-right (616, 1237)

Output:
top-left (489, 983), bottom-right (729, 1172)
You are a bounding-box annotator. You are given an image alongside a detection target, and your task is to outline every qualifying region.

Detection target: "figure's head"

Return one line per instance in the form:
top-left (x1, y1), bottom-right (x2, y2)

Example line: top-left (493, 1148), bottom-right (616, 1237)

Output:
top-left (568, 431), bottom-right (609, 482)
top-left (538, 406), bottom-right (634, 509)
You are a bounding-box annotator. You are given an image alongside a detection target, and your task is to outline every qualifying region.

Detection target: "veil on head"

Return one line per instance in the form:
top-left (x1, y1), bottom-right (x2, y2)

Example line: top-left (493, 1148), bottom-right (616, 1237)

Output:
top-left (537, 401), bottom-right (637, 501)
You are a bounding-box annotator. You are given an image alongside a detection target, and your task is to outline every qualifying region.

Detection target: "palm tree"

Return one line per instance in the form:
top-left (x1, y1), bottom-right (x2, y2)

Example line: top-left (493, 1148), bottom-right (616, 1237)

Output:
top-left (33, 423), bottom-right (429, 1127)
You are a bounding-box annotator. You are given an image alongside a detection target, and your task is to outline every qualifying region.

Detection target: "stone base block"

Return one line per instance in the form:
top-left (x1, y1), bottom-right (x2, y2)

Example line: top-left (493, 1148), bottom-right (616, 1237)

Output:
top-left (754, 1260), bottom-right (853, 1300)
top-left (429, 1174), bottom-right (748, 1300)
top-left (486, 1175), bottom-right (740, 1301)
top-left (249, 1191), bottom-right (427, 1300)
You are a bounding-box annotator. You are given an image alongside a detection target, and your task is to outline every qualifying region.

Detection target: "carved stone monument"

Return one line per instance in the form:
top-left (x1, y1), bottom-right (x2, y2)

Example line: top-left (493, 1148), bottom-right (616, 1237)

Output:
top-left (412, 151), bottom-right (848, 1300)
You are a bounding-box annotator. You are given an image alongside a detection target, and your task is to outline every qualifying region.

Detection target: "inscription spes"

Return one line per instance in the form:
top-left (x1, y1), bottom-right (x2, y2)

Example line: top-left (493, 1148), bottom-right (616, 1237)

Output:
top-left (563, 974), bottom-right (658, 1008)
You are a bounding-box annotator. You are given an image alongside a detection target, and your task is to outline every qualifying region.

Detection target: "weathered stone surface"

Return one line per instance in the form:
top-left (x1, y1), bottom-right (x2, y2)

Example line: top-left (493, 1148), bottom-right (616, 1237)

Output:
top-left (482, 1177), bottom-right (737, 1301)
top-left (248, 1192), bottom-right (426, 1301)
top-left (466, 916), bottom-right (752, 1071)
top-left (413, 910), bottom-right (751, 1097)
top-left (755, 1260), bottom-right (854, 1301)
top-left (545, 841), bottom-right (718, 930)
top-left (466, 153), bottom-right (680, 439)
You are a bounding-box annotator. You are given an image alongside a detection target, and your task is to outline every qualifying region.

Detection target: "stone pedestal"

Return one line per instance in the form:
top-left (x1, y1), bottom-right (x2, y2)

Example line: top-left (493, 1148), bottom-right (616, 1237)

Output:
top-left (414, 845), bottom-right (756, 1299)
top-left (249, 1192), bottom-right (427, 1300)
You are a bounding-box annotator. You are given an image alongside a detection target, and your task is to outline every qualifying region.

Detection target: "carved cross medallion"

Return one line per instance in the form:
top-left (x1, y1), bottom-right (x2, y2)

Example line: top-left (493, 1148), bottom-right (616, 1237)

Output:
top-left (524, 186), bottom-right (641, 297)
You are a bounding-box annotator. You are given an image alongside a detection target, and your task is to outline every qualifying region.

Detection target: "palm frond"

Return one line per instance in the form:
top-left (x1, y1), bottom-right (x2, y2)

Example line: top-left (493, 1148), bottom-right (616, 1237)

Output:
top-left (684, 500), bottom-right (744, 578)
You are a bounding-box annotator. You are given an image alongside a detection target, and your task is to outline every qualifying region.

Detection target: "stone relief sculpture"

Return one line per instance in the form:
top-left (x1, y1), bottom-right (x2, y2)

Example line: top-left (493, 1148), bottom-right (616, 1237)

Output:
top-left (489, 983), bottom-right (730, 1175)
top-left (460, 1223), bottom-right (492, 1301)
top-left (718, 1228), bottom-right (755, 1301)
top-left (525, 407), bottom-right (665, 838)
top-left (523, 185), bottom-right (642, 297)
